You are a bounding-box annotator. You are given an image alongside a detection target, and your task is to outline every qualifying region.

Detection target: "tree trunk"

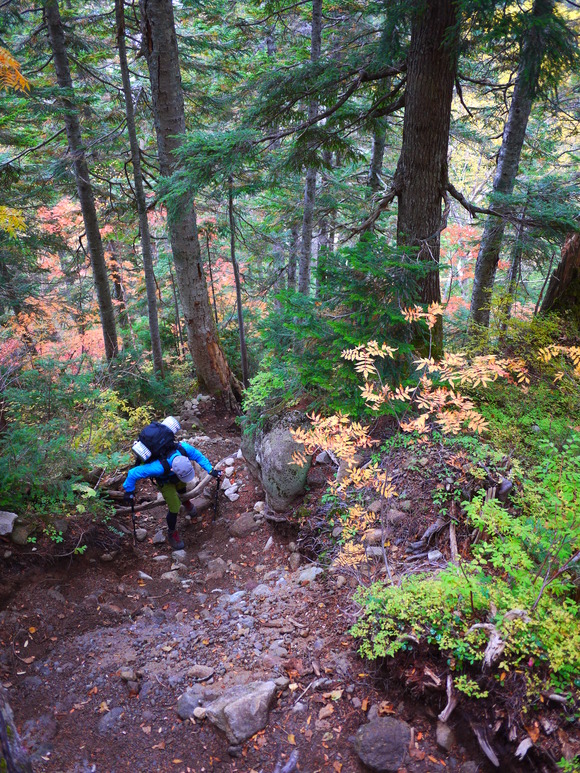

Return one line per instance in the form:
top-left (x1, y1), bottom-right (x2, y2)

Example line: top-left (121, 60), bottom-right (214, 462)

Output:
top-left (288, 222), bottom-right (299, 291)
top-left (368, 118), bottom-right (387, 193)
top-left (45, 0), bottom-right (118, 361)
top-left (470, 0), bottom-right (555, 329)
top-left (297, 0), bottom-right (322, 295)
top-left (116, 0), bottom-right (164, 376)
top-left (540, 232), bottom-right (580, 324)
top-left (394, 0), bottom-right (458, 356)
top-left (228, 180), bottom-right (249, 387)
top-left (140, 0), bottom-right (240, 408)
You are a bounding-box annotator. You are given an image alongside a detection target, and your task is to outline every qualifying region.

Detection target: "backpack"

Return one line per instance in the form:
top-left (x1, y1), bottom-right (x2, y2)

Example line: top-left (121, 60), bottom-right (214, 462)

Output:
top-left (133, 421), bottom-right (185, 476)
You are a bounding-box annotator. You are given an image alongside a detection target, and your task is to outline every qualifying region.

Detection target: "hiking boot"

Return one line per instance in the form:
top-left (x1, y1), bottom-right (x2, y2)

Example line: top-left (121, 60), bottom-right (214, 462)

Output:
top-left (167, 530), bottom-right (184, 550)
top-left (183, 500), bottom-right (197, 516)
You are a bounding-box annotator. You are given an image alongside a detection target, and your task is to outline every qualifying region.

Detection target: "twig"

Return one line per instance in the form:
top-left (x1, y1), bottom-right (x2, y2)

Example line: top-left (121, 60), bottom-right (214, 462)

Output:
top-left (438, 675), bottom-right (458, 722)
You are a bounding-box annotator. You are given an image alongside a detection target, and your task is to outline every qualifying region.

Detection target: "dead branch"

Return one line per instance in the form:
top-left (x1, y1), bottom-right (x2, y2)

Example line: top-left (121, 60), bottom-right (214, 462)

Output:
top-left (438, 675), bottom-right (458, 722)
top-left (470, 722), bottom-right (500, 767)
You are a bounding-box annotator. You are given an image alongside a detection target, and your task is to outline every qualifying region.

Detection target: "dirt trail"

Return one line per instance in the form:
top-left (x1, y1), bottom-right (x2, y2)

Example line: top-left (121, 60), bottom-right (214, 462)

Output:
top-left (0, 403), bottom-right (488, 773)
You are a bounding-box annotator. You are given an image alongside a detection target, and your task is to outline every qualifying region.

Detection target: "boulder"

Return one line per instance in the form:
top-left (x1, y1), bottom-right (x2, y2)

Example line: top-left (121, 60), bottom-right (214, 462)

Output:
top-left (353, 717), bottom-right (412, 772)
top-left (242, 412), bottom-right (312, 512)
top-left (229, 513), bottom-right (260, 538)
top-left (205, 680), bottom-right (277, 744)
top-left (0, 511), bottom-right (18, 536)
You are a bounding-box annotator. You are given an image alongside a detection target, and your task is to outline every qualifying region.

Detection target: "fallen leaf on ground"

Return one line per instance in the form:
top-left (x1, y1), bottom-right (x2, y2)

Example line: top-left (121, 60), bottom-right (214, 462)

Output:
top-left (319, 704), bottom-right (335, 720)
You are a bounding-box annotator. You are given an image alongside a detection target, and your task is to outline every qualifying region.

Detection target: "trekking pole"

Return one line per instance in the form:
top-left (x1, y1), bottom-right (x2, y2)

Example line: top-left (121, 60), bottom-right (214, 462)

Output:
top-left (130, 498), bottom-right (137, 545)
top-left (212, 480), bottom-right (220, 523)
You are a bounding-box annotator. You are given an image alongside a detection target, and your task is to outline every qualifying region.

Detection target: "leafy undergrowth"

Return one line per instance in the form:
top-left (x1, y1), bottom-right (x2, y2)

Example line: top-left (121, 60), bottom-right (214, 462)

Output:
top-left (289, 311), bottom-right (580, 769)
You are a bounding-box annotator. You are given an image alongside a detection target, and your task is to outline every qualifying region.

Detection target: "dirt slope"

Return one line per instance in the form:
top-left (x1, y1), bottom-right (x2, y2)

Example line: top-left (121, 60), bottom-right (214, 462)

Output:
top-left (0, 403), bottom-right (492, 773)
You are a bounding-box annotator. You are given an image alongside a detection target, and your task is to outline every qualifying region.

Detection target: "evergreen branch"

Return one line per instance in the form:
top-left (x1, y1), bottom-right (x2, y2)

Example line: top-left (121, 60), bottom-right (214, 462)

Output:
top-left (236, 0), bottom-right (311, 27)
top-left (260, 67), bottom-right (405, 144)
top-left (446, 182), bottom-right (497, 218)
top-left (346, 187), bottom-right (398, 238)
top-left (0, 128), bottom-right (66, 168)
top-left (69, 54), bottom-right (123, 92)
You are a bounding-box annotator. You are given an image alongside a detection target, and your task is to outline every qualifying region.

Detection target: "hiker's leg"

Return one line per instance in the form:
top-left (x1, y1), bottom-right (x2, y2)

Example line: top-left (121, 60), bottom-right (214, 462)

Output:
top-left (176, 480), bottom-right (197, 515)
top-left (159, 483), bottom-right (187, 548)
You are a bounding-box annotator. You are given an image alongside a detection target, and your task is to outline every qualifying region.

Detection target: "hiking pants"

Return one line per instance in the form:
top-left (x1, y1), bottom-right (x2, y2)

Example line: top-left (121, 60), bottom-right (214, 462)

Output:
top-left (158, 480), bottom-right (187, 531)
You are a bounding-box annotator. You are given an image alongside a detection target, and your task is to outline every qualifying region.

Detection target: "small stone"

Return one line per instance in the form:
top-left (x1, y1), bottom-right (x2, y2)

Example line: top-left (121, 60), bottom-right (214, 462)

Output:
top-left (236, 449), bottom-right (243, 458)
top-left (226, 492), bottom-right (240, 502)
top-left (119, 668), bottom-right (137, 682)
top-left (298, 566), bottom-right (323, 583)
top-left (316, 451), bottom-right (332, 465)
top-left (275, 677), bottom-right (290, 689)
top-left (135, 528), bottom-right (147, 542)
top-left (288, 541), bottom-right (298, 552)
top-left (188, 664), bottom-right (215, 681)
top-left (253, 501), bottom-right (265, 513)
top-left (428, 550), bottom-right (443, 563)
top-left (193, 707), bottom-right (207, 720)
top-left (152, 555), bottom-right (169, 562)
top-left (225, 466), bottom-right (235, 477)
top-left (252, 584), bottom-right (272, 598)
top-left (207, 558), bottom-right (227, 578)
top-left (221, 478), bottom-right (232, 490)
top-left (224, 457), bottom-right (235, 466)
top-left (152, 530), bottom-right (166, 545)
top-left (160, 570), bottom-right (181, 582)
top-left (288, 553), bottom-right (302, 571)
top-left (0, 511), bottom-right (18, 536)
top-left (264, 537), bottom-right (274, 551)
top-left (99, 552), bottom-right (117, 563)
top-left (368, 500), bottom-right (383, 514)
top-left (11, 524), bottom-right (32, 545)
top-left (172, 549), bottom-right (187, 562)
top-left (436, 721), bottom-right (456, 751)
top-left (353, 717), bottom-right (412, 772)
top-left (138, 571), bottom-right (153, 581)
top-left (229, 513), bottom-right (260, 538)
top-left (332, 526), bottom-right (343, 538)
top-left (336, 575), bottom-right (347, 589)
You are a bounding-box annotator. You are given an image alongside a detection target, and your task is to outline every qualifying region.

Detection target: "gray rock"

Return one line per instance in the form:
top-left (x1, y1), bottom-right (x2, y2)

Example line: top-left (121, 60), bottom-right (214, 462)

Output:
top-left (353, 717), bottom-right (412, 772)
top-left (176, 685), bottom-right (205, 719)
top-left (436, 721), bottom-right (456, 751)
top-left (298, 565), bottom-right (323, 584)
top-left (152, 555), bottom-right (169, 562)
top-left (253, 501), bottom-right (265, 513)
top-left (119, 668), bottom-right (136, 682)
top-left (0, 511), bottom-right (18, 536)
top-left (187, 664), bottom-right (215, 681)
top-left (316, 451), bottom-right (332, 465)
top-left (207, 558), bottom-right (227, 578)
top-left (172, 549), bottom-right (187, 562)
top-left (243, 412), bottom-right (312, 512)
top-left (428, 550), bottom-right (443, 563)
top-left (229, 513), bottom-right (260, 538)
top-left (221, 478), bottom-right (232, 490)
top-left (135, 528), bottom-right (147, 542)
top-left (205, 680), bottom-right (277, 744)
top-left (336, 575), bottom-right (347, 589)
top-left (288, 553), bottom-right (302, 571)
top-left (225, 466), bottom-right (235, 477)
top-left (251, 584), bottom-right (272, 598)
top-left (160, 570), bottom-right (181, 582)
top-left (152, 530), bottom-right (166, 545)
top-left (226, 492), bottom-right (240, 502)
top-left (387, 508), bottom-right (406, 525)
top-left (97, 707), bottom-right (124, 734)
top-left (497, 478), bottom-right (513, 502)
top-left (224, 457), bottom-right (235, 466)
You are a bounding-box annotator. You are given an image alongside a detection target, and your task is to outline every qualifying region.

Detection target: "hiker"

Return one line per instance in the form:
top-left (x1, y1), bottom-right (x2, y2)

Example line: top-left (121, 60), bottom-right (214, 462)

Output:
top-left (122, 417), bottom-right (221, 550)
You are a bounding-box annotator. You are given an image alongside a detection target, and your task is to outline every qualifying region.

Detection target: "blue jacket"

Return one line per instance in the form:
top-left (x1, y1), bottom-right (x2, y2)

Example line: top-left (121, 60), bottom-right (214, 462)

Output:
top-left (123, 441), bottom-right (212, 493)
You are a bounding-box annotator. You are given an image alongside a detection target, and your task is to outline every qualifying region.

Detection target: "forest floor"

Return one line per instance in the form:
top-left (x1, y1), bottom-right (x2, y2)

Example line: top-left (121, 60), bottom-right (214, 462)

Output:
top-left (0, 401), bottom-right (557, 773)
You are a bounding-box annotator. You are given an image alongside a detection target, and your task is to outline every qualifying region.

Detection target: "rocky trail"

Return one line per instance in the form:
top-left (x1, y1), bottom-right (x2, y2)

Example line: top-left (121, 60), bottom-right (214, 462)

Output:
top-left (1, 401), bottom-right (497, 773)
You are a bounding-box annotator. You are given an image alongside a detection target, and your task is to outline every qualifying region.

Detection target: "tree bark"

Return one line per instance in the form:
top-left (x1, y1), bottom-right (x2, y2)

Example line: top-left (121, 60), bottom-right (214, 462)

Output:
top-left (540, 232), bottom-right (580, 323)
top-left (297, 0), bottom-right (322, 295)
top-left (140, 0), bottom-right (240, 408)
top-left (116, 0), bottom-right (164, 376)
top-left (228, 180), bottom-right (249, 387)
top-left (395, 0), bottom-right (458, 355)
top-left (470, 0), bottom-right (555, 329)
top-left (368, 118), bottom-right (387, 193)
top-left (288, 222), bottom-right (299, 291)
top-left (45, 0), bottom-right (118, 361)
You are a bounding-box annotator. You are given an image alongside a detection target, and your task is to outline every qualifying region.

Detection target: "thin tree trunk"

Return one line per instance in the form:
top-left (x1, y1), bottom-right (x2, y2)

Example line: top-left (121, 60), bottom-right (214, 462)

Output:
top-left (169, 268), bottom-right (185, 357)
top-left (394, 0), bottom-right (458, 356)
top-left (368, 118), bottom-right (387, 193)
top-left (470, 0), bottom-right (555, 329)
top-left (116, 0), bottom-right (163, 376)
top-left (540, 232), bottom-right (580, 323)
top-left (228, 180), bottom-right (249, 387)
top-left (298, 0), bottom-right (322, 295)
top-left (45, 0), bottom-right (118, 361)
top-left (499, 229), bottom-right (524, 333)
top-left (205, 231), bottom-right (219, 327)
top-left (288, 222), bottom-right (299, 291)
top-left (140, 0), bottom-right (240, 408)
